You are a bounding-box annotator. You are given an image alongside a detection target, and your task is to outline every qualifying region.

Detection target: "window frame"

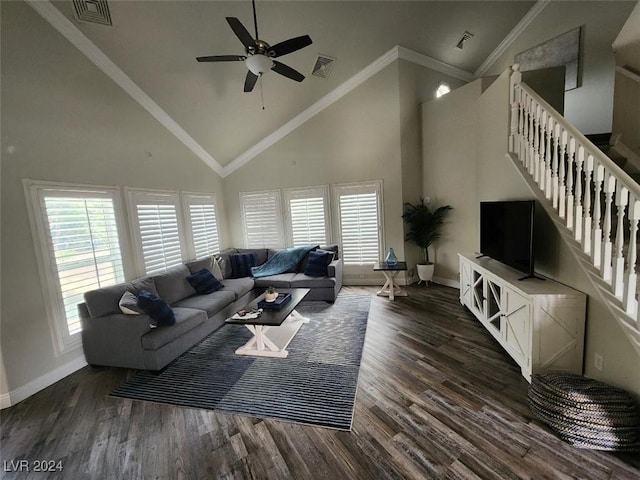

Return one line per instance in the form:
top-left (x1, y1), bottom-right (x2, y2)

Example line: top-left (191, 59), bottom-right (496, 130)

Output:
top-left (23, 179), bottom-right (130, 355)
top-left (126, 188), bottom-right (188, 275)
top-left (239, 189), bottom-right (285, 249)
top-left (283, 185), bottom-right (331, 247)
top-left (181, 191), bottom-right (222, 260)
top-left (333, 180), bottom-right (384, 266)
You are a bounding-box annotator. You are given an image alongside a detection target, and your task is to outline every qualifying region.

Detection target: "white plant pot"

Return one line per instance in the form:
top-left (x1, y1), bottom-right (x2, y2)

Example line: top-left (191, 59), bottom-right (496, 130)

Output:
top-left (416, 263), bottom-right (435, 284)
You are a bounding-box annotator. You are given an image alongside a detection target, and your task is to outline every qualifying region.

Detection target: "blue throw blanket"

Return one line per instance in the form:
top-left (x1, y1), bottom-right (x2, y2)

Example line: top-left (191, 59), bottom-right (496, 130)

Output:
top-left (251, 245), bottom-right (318, 278)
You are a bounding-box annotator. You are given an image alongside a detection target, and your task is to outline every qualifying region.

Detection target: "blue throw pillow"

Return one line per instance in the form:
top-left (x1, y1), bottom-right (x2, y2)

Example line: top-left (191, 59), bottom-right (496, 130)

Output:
top-left (186, 268), bottom-right (223, 294)
top-left (229, 253), bottom-right (257, 278)
top-left (304, 250), bottom-right (331, 277)
top-left (137, 290), bottom-right (175, 327)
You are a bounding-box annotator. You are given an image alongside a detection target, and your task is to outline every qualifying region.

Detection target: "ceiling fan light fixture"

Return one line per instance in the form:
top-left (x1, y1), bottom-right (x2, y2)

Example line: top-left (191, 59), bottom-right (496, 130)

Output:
top-left (246, 54), bottom-right (273, 76)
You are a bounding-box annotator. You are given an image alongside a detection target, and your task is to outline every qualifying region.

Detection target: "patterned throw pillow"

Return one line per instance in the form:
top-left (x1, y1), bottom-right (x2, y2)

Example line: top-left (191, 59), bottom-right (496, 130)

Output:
top-left (229, 253), bottom-right (257, 278)
top-left (137, 290), bottom-right (176, 327)
top-left (186, 268), bottom-right (223, 294)
top-left (304, 250), bottom-right (332, 277)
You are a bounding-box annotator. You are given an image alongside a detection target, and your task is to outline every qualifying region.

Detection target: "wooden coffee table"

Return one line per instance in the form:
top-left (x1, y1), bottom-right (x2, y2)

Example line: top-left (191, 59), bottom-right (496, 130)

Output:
top-left (225, 288), bottom-right (310, 358)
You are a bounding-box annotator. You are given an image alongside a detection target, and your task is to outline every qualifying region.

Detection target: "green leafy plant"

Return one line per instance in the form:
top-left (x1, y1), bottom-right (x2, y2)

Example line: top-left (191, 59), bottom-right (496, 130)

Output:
top-left (402, 199), bottom-right (453, 264)
top-left (266, 286), bottom-right (276, 294)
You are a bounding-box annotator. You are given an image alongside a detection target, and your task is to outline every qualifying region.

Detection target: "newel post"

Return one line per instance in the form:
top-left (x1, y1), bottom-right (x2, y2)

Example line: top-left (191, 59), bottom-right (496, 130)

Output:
top-left (509, 64), bottom-right (522, 154)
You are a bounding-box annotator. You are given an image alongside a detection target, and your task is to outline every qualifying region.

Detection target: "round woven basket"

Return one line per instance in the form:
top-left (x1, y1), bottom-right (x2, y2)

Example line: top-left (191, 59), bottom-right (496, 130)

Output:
top-left (528, 373), bottom-right (640, 451)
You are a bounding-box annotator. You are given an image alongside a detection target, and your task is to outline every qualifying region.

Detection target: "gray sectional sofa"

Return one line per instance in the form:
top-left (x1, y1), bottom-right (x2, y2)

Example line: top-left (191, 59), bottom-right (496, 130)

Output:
top-left (79, 245), bottom-right (342, 370)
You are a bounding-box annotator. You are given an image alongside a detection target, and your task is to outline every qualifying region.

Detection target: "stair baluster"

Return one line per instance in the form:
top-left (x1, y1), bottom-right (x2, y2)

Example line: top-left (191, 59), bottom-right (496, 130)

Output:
top-left (540, 111), bottom-right (547, 193)
top-left (582, 153), bottom-right (594, 255)
top-left (551, 118), bottom-right (559, 207)
top-left (566, 138), bottom-right (576, 232)
top-left (592, 163), bottom-right (604, 269)
top-left (613, 186), bottom-right (629, 298)
top-left (545, 114), bottom-right (553, 200)
top-left (602, 174), bottom-right (616, 283)
top-left (624, 197), bottom-right (640, 315)
top-left (558, 128), bottom-right (568, 220)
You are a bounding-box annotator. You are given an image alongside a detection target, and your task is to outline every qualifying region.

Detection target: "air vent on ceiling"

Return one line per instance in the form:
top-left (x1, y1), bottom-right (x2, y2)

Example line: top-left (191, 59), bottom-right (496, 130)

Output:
top-left (72, 0), bottom-right (112, 26)
top-left (312, 55), bottom-right (336, 79)
top-left (455, 31), bottom-right (474, 50)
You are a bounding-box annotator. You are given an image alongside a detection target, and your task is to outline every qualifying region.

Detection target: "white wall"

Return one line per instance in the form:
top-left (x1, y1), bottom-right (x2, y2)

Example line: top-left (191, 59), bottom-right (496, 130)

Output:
top-left (1, 1), bottom-right (227, 403)
top-left (487, 0), bottom-right (636, 135)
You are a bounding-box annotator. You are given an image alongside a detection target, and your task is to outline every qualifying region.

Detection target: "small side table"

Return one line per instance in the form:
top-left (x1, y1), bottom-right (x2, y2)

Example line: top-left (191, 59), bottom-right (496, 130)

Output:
top-left (373, 261), bottom-right (408, 300)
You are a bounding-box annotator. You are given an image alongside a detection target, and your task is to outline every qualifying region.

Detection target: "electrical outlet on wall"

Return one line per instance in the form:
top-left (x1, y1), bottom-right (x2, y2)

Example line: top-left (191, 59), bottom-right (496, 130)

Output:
top-left (594, 353), bottom-right (604, 371)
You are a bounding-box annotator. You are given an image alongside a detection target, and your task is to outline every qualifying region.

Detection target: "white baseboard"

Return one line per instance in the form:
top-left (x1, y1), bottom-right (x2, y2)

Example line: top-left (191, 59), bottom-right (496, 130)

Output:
top-left (1, 355), bottom-right (87, 409)
top-left (432, 276), bottom-right (460, 289)
top-left (0, 392), bottom-right (12, 410)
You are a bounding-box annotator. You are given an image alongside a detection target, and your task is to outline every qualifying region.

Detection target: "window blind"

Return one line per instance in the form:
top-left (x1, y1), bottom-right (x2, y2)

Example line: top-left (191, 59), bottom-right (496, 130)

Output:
top-left (42, 193), bottom-right (125, 335)
top-left (337, 186), bottom-right (381, 265)
top-left (184, 194), bottom-right (220, 259)
top-left (240, 190), bottom-right (284, 248)
top-left (284, 186), bottom-right (330, 247)
top-left (131, 192), bottom-right (184, 274)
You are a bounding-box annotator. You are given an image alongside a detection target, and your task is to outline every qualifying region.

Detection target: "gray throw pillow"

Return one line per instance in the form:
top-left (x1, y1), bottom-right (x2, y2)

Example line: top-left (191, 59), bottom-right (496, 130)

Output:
top-left (119, 291), bottom-right (143, 315)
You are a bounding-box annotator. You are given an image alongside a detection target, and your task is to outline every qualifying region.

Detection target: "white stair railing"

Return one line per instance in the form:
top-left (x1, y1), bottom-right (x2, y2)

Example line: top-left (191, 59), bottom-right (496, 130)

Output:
top-left (509, 64), bottom-right (640, 332)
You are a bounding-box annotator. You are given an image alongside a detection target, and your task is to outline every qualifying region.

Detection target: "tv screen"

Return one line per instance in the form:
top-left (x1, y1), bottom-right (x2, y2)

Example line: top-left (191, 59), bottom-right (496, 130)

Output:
top-left (480, 200), bottom-right (535, 277)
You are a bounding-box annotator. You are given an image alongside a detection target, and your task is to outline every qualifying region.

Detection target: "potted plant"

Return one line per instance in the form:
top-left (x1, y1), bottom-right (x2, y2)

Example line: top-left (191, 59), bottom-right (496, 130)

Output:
top-left (402, 198), bottom-right (453, 284)
top-left (264, 286), bottom-right (278, 302)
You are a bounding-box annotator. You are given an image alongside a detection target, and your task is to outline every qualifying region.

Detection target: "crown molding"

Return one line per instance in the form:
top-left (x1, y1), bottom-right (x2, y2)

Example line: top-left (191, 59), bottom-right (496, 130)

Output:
top-left (474, 0), bottom-right (551, 78)
top-left (223, 45), bottom-right (475, 176)
top-left (397, 46), bottom-right (474, 82)
top-left (26, 0), bottom-right (225, 177)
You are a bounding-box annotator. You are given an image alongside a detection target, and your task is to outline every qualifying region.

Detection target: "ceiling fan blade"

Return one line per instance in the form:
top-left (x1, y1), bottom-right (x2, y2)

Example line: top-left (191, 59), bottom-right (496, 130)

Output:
top-left (268, 35), bottom-right (312, 58)
top-left (244, 71), bottom-right (259, 92)
top-left (226, 17), bottom-right (255, 49)
top-left (196, 55), bottom-right (246, 62)
top-left (272, 61), bottom-right (305, 82)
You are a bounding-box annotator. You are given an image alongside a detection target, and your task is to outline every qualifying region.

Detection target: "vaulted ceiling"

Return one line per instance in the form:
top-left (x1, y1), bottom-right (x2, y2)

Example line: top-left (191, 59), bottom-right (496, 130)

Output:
top-left (38, 1), bottom-right (537, 174)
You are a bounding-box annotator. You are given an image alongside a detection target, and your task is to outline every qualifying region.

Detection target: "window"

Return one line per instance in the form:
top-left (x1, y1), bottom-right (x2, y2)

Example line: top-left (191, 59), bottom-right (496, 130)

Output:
top-left (335, 182), bottom-right (383, 265)
top-left (25, 181), bottom-right (126, 352)
top-left (239, 190), bottom-right (284, 248)
top-left (284, 186), bottom-right (330, 246)
top-left (127, 189), bottom-right (186, 275)
top-left (183, 193), bottom-right (221, 259)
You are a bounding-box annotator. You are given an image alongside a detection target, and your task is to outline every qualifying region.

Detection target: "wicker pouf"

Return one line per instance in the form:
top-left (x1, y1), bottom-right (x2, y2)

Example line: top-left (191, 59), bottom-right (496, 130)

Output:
top-left (528, 373), bottom-right (640, 451)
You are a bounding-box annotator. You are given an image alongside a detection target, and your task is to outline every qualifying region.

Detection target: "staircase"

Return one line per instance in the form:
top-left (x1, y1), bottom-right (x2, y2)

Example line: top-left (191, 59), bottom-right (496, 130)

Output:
top-left (507, 64), bottom-right (640, 357)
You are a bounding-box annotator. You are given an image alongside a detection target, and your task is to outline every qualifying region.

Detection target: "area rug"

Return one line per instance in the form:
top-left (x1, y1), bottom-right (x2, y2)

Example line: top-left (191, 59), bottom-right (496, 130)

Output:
top-left (111, 295), bottom-right (370, 430)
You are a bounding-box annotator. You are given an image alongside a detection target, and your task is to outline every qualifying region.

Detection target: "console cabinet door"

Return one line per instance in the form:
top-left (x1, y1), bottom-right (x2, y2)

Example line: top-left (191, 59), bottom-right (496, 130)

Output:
top-left (501, 286), bottom-right (531, 370)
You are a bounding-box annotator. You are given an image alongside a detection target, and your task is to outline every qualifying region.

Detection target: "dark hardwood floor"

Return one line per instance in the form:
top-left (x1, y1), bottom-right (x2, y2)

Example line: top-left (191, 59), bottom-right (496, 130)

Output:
top-left (2, 285), bottom-right (639, 479)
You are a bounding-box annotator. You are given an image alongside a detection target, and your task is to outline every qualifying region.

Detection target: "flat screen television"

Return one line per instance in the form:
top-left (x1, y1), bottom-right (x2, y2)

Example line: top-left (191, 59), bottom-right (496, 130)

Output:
top-left (480, 200), bottom-right (537, 280)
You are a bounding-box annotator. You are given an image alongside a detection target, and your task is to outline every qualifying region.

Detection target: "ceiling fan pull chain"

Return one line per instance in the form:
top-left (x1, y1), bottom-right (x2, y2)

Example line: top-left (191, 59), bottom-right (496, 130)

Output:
top-left (260, 76), bottom-right (265, 110)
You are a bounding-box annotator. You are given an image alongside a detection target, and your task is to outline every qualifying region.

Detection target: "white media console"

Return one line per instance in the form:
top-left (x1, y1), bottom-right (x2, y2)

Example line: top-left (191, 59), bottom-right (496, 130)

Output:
top-left (458, 253), bottom-right (586, 381)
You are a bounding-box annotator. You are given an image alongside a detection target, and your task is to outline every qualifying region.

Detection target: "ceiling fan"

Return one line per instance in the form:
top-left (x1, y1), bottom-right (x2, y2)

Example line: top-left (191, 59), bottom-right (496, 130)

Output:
top-left (196, 0), bottom-right (313, 93)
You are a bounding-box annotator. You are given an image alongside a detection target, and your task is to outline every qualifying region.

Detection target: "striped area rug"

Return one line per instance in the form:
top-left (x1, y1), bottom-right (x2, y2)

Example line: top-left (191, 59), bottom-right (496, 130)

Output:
top-left (111, 295), bottom-right (370, 430)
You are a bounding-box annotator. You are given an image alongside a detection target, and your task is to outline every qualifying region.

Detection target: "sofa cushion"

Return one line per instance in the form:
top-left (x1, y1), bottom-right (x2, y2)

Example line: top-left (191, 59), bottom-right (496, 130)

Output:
top-left (304, 250), bottom-right (333, 277)
top-left (290, 273), bottom-right (337, 288)
top-left (152, 265), bottom-right (196, 305)
top-left (187, 268), bottom-right (223, 294)
top-left (137, 290), bottom-right (176, 327)
top-left (221, 277), bottom-right (255, 300)
top-left (173, 290), bottom-right (236, 317)
top-left (253, 273), bottom-right (297, 288)
top-left (141, 307), bottom-right (206, 350)
top-left (229, 253), bottom-right (257, 278)
top-left (129, 277), bottom-right (158, 297)
top-left (319, 244), bottom-right (339, 260)
top-left (84, 283), bottom-right (132, 318)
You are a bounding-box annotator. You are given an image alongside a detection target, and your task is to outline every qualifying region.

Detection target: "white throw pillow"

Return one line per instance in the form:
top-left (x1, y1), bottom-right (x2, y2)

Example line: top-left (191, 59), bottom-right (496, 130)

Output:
top-left (212, 256), bottom-right (224, 280)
